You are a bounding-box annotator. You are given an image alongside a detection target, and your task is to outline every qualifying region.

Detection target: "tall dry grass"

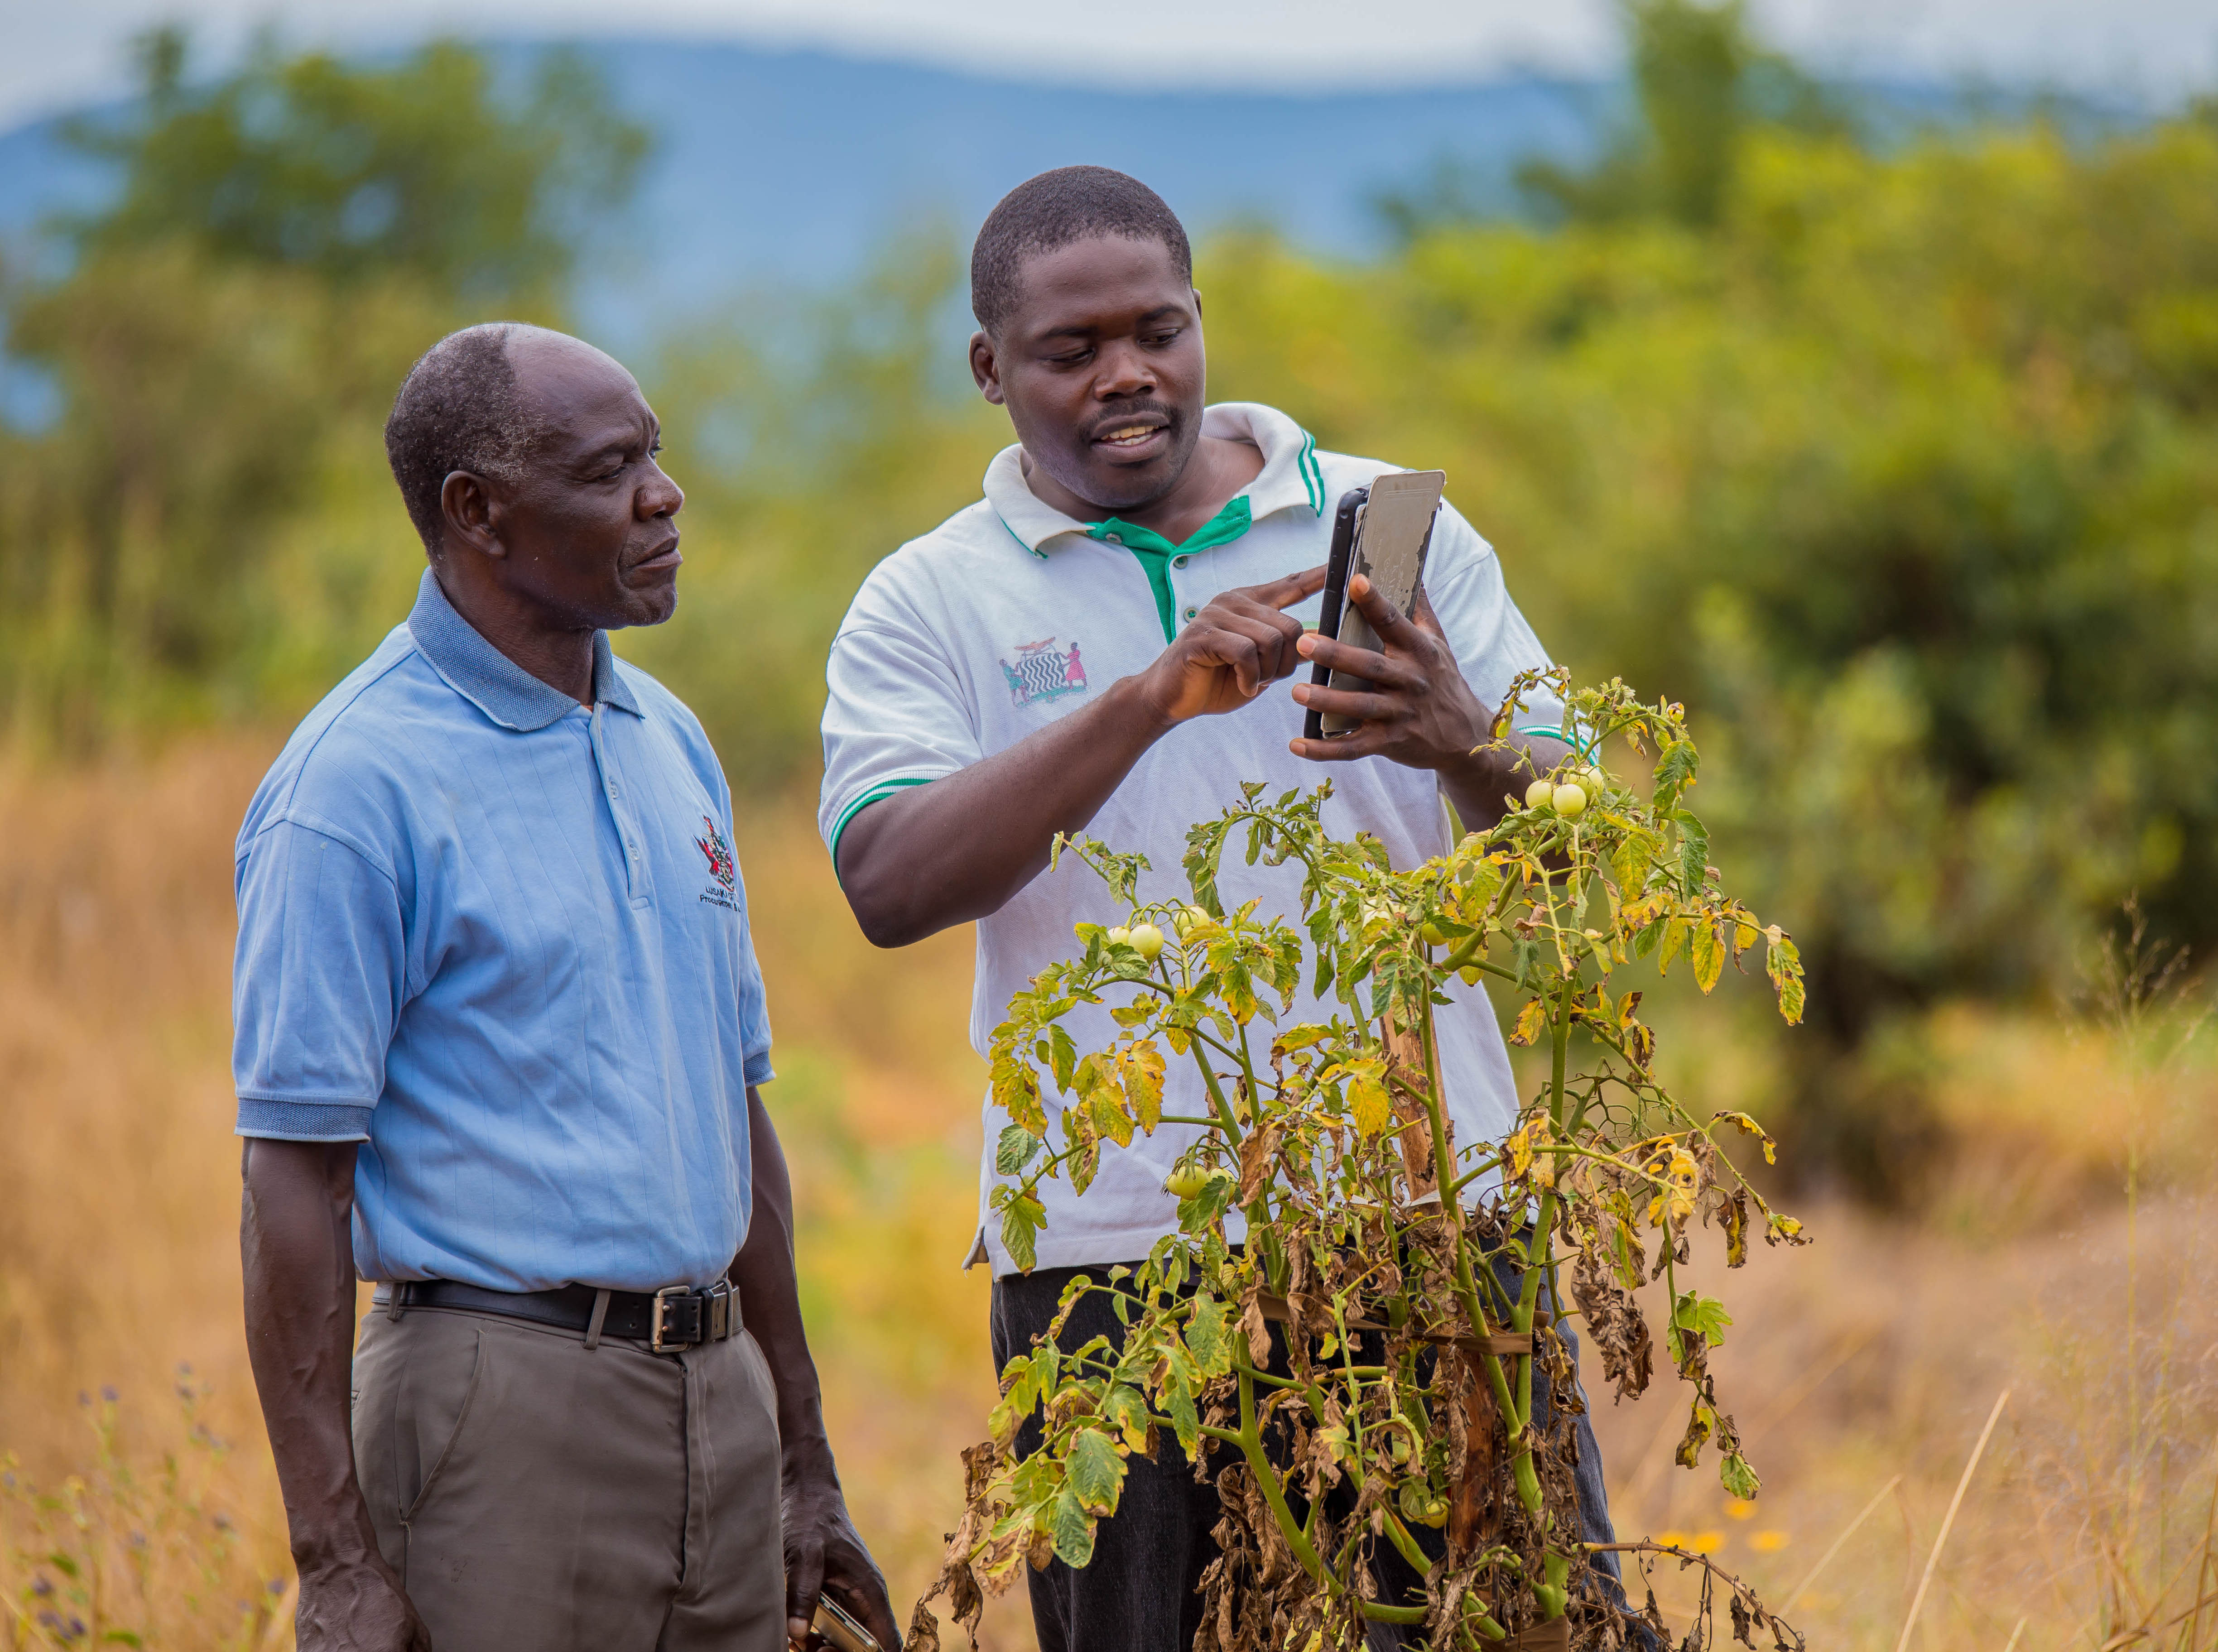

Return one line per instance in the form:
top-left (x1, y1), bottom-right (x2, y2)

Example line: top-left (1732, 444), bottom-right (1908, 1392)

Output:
top-left (2, 737), bottom-right (2214, 1649)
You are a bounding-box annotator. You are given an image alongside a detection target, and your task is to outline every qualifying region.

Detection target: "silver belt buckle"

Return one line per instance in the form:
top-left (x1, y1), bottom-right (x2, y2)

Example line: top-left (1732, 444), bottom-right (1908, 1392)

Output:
top-left (650, 1284), bottom-right (689, 1352)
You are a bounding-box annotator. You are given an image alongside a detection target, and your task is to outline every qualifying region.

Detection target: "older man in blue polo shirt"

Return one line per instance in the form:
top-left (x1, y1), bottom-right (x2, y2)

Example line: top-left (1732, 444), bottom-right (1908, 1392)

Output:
top-left (233, 322), bottom-right (897, 1652)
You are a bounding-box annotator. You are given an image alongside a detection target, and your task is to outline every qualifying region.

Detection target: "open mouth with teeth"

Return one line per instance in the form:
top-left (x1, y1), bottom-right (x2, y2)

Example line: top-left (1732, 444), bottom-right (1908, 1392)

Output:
top-left (1093, 419), bottom-right (1169, 454)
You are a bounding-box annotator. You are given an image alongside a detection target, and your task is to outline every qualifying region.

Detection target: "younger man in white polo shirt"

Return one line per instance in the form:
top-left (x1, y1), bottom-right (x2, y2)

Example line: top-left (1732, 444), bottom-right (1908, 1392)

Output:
top-left (820, 167), bottom-right (1638, 1648)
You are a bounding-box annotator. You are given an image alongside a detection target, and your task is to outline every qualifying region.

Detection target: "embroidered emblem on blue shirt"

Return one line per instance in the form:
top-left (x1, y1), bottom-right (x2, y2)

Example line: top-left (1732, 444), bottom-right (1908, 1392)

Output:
top-left (695, 815), bottom-right (739, 909)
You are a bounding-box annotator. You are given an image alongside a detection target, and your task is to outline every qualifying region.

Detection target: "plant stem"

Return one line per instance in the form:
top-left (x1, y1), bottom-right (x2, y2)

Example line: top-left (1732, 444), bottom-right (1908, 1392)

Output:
top-left (1233, 1363), bottom-right (1327, 1582)
top-left (1188, 1042), bottom-right (1243, 1144)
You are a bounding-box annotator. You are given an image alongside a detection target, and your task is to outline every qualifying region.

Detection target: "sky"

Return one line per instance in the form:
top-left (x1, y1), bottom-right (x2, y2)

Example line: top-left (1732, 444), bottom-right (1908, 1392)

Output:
top-left (5, 0), bottom-right (2215, 130)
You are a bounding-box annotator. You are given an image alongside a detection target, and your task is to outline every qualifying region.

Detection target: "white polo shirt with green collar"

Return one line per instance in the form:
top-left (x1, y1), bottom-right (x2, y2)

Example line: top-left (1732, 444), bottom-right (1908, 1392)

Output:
top-left (819, 401), bottom-right (1564, 1276)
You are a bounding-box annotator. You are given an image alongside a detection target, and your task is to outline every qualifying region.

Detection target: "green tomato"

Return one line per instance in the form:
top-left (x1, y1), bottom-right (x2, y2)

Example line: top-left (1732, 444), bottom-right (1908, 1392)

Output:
top-left (1163, 1166), bottom-right (1210, 1200)
top-left (1420, 920), bottom-right (1448, 948)
top-left (1174, 904), bottom-right (1213, 939)
top-left (1524, 777), bottom-right (1556, 812)
top-left (1128, 922), bottom-right (1165, 960)
top-left (1105, 925), bottom-right (1131, 948)
top-left (1417, 1495), bottom-right (1450, 1528)
top-left (1552, 782), bottom-right (1588, 819)
top-left (1458, 964), bottom-right (1482, 987)
top-left (1583, 765), bottom-right (1609, 797)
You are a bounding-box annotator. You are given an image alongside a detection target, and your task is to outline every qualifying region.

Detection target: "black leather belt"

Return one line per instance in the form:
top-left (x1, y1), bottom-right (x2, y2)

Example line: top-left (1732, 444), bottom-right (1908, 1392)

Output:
top-left (375, 1278), bottom-right (741, 1352)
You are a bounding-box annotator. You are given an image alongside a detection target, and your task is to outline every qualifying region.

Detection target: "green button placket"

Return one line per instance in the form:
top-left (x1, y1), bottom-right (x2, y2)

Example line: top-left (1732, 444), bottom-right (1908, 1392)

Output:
top-left (1087, 495), bottom-right (1256, 644)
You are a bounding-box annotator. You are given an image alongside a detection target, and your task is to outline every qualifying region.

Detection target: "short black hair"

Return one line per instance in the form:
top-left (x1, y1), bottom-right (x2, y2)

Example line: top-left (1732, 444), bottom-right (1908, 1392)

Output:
top-left (383, 322), bottom-right (556, 552)
top-left (970, 166), bottom-right (1193, 336)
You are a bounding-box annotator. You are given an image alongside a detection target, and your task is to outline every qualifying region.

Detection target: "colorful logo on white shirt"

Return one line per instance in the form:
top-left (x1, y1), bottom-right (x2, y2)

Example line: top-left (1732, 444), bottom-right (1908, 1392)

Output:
top-left (998, 637), bottom-right (1089, 709)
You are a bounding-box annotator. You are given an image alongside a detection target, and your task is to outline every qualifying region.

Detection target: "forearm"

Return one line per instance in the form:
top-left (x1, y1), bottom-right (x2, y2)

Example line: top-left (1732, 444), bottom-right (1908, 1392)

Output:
top-left (836, 674), bottom-right (1173, 946)
top-left (240, 1138), bottom-right (382, 1571)
top-left (730, 1085), bottom-right (831, 1473)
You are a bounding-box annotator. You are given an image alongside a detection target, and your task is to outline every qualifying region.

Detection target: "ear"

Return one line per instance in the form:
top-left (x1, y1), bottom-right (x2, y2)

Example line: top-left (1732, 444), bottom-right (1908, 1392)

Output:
top-left (969, 330), bottom-right (1006, 407)
top-left (438, 470), bottom-right (506, 561)
top-left (1191, 286), bottom-right (1203, 317)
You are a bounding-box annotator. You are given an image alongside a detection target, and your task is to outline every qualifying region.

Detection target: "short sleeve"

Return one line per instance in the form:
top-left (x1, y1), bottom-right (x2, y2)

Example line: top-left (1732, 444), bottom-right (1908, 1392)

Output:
top-left (733, 887), bottom-right (777, 1088)
top-left (1424, 502), bottom-right (1567, 738)
top-left (232, 820), bottom-right (406, 1140)
top-left (817, 581), bottom-right (984, 867)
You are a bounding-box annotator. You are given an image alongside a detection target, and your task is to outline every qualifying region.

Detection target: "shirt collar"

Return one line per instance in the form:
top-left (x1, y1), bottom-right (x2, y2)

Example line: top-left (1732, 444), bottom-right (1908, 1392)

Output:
top-left (405, 567), bottom-right (642, 731)
top-left (983, 401), bottom-right (1326, 558)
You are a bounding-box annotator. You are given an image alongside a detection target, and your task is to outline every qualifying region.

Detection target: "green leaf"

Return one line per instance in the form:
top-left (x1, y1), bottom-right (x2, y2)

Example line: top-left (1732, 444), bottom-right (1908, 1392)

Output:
top-left (1674, 809), bottom-right (1710, 897)
top-left (1165, 1384), bottom-right (1201, 1457)
top-left (1689, 917), bottom-right (1725, 994)
top-left (1047, 1024), bottom-right (1079, 1089)
top-left (1720, 1451), bottom-right (1762, 1502)
top-left (1653, 740), bottom-right (1698, 812)
top-left (999, 1193), bottom-right (1044, 1273)
top-left (994, 1124), bottom-right (1043, 1177)
top-left (1067, 1426), bottom-right (1127, 1515)
top-left (1672, 1291), bottom-right (1733, 1347)
top-left (1766, 929), bottom-right (1806, 1025)
top-left (1186, 1293), bottom-right (1230, 1374)
top-left (1050, 1485), bottom-right (1096, 1567)
top-left (1102, 1384), bottom-right (1152, 1455)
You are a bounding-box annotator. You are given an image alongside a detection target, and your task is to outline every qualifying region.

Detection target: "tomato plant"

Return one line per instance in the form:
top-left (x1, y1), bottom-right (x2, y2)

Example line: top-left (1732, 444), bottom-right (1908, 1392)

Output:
top-left (912, 673), bottom-right (1810, 1651)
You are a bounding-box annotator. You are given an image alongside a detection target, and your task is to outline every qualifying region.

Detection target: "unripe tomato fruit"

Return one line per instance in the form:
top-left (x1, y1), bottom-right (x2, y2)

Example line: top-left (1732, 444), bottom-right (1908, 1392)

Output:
top-left (1583, 766), bottom-right (1609, 796)
top-left (1417, 1496), bottom-right (1450, 1527)
top-left (1163, 1166), bottom-right (1209, 1200)
top-left (1174, 904), bottom-right (1212, 939)
top-left (1458, 965), bottom-right (1482, 987)
top-left (1420, 921), bottom-right (1448, 948)
top-left (1525, 778), bottom-right (1556, 812)
top-left (1128, 922), bottom-right (1165, 960)
top-left (1106, 926), bottom-right (1131, 947)
top-left (1553, 782), bottom-right (1588, 819)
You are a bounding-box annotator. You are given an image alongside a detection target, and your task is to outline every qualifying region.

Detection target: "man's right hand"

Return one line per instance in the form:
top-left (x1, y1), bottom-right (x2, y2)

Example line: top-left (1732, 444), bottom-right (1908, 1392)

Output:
top-left (835, 563), bottom-right (1328, 948)
top-left (1132, 565), bottom-right (1326, 725)
top-left (294, 1555), bottom-right (432, 1651)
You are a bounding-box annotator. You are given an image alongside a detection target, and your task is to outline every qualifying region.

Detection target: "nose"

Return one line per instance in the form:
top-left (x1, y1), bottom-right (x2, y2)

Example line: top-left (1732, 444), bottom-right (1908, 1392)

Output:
top-left (640, 459), bottom-right (683, 520)
top-left (1093, 337), bottom-right (1156, 399)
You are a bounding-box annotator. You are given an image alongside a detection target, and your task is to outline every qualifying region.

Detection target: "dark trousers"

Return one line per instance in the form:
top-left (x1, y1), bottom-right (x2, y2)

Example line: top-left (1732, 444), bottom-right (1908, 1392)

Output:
top-left (991, 1259), bottom-right (1641, 1652)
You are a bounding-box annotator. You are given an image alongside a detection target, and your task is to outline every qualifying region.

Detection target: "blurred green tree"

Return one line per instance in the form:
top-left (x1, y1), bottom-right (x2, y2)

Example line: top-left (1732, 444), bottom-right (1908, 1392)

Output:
top-left (62, 28), bottom-right (645, 303)
top-left (0, 31), bottom-right (648, 744)
top-left (1203, 115), bottom-right (2218, 1195)
top-left (1515, 0), bottom-right (1847, 228)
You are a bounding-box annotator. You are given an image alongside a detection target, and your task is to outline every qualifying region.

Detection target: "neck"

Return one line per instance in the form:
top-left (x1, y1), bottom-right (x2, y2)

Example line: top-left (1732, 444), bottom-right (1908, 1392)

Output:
top-left (433, 562), bottom-right (598, 707)
top-left (1027, 432), bottom-right (1264, 547)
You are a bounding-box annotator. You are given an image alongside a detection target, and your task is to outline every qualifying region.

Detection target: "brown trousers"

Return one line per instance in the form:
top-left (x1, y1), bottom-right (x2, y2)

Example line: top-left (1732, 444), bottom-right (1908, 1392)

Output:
top-left (351, 1302), bottom-right (786, 1652)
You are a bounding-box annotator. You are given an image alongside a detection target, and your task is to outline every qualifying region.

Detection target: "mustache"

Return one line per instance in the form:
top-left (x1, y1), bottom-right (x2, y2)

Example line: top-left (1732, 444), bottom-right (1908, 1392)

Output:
top-left (1088, 401), bottom-right (1180, 442)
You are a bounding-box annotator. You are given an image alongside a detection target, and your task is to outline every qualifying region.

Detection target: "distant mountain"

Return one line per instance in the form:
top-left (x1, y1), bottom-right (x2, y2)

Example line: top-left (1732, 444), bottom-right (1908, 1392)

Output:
top-left (0, 39), bottom-right (1609, 336)
top-left (0, 36), bottom-right (2148, 349)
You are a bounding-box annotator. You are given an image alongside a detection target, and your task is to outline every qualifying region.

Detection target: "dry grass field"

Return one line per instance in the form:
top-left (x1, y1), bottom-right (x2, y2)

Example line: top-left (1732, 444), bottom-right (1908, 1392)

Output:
top-left (2, 738), bottom-right (2213, 1650)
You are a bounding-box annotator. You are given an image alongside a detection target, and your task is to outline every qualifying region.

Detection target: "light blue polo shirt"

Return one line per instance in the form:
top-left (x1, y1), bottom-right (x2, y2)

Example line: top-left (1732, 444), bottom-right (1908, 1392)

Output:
top-left (233, 569), bottom-right (774, 1294)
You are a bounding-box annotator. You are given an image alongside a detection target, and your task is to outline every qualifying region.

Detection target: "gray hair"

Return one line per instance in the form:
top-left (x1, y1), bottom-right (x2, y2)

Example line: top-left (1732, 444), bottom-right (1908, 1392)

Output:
top-left (383, 322), bottom-right (561, 552)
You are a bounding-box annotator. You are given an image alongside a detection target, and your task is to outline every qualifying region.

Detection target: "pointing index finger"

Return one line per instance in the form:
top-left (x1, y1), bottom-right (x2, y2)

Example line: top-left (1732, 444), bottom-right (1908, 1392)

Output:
top-left (1252, 564), bottom-right (1328, 611)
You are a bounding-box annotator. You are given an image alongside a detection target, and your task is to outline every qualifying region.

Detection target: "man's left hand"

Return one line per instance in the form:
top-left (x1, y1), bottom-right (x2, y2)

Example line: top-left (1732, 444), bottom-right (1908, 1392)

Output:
top-left (1289, 574), bottom-right (1551, 832)
top-left (1289, 575), bottom-right (1491, 770)
top-left (784, 1459), bottom-right (899, 1651)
